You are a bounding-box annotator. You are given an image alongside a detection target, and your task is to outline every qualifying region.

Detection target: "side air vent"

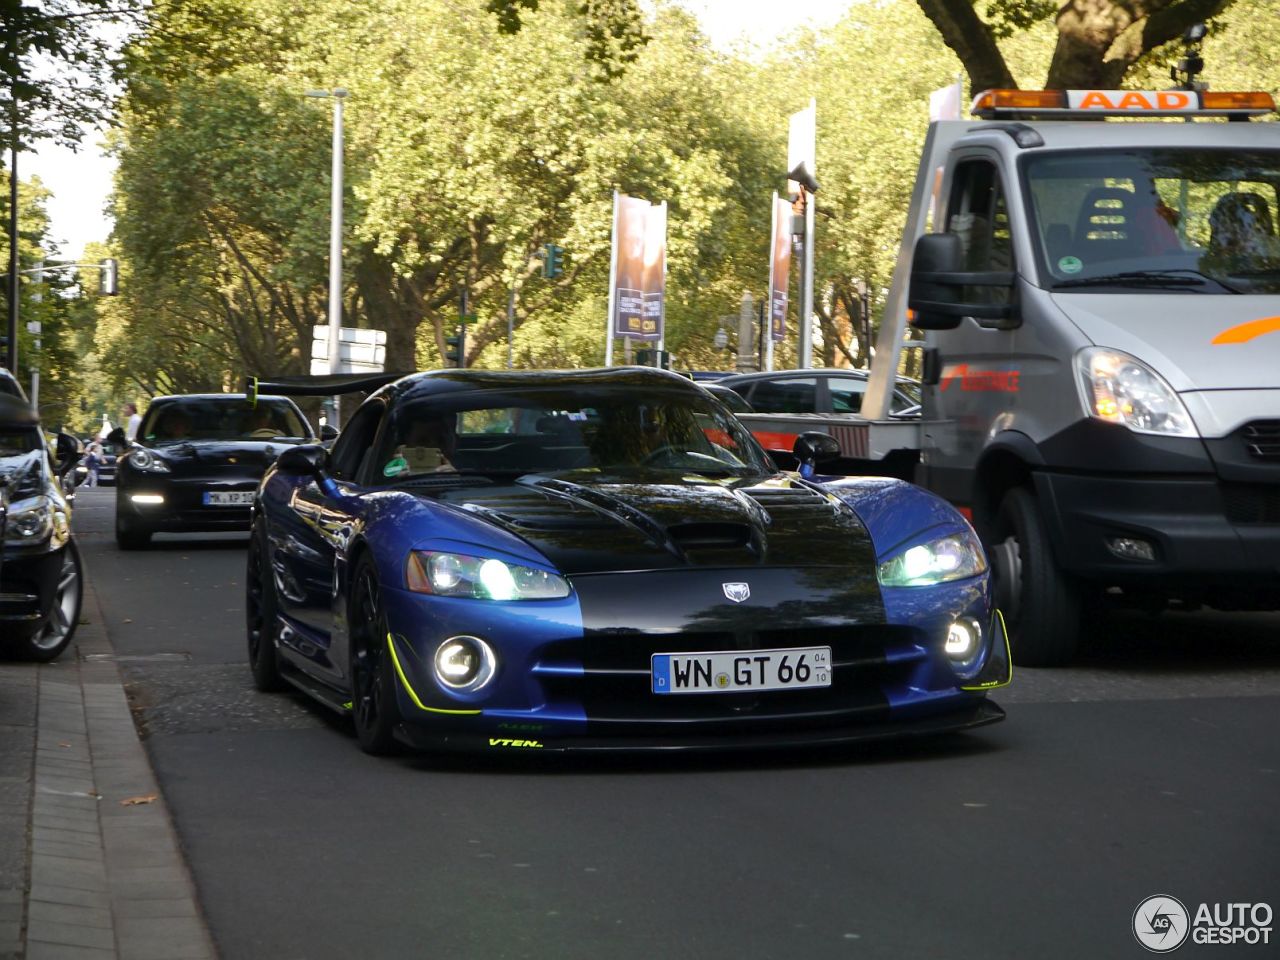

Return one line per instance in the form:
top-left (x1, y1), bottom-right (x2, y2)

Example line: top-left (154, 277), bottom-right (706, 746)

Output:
top-left (1241, 421), bottom-right (1280, 460)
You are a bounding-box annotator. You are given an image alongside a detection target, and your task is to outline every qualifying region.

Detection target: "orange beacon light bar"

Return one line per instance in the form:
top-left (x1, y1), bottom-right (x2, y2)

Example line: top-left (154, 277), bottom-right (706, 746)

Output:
top-left (970, 88), bottom-right (1276, 118)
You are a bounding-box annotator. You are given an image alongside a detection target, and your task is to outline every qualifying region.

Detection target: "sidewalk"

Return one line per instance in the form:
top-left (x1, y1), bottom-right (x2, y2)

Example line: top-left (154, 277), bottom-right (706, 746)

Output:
top-left (0, 557), bottom-right (216, 959)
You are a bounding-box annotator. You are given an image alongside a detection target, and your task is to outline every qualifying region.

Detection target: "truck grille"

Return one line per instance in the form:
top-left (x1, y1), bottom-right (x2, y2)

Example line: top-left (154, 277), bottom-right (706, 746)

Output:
top-left (1221, 483), bottom-right (1280, 524)
top-left (1241, 421), bottom-right (1280, 460)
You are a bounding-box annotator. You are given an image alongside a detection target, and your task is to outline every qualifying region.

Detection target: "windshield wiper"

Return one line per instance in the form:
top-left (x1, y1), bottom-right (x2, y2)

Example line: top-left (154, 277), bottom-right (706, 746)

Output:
top-left (1054, 269), bottom-right (1239, 293)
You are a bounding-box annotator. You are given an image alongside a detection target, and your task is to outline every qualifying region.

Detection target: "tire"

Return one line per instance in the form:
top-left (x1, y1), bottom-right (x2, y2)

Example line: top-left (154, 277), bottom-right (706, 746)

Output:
top-left (115, 513), bottom-right (151, 550)
top-left (988, 486), bottom-right (1081, 667)
top-left (348, 556), bottom-right (401, 755)
top-left (246, 522), bottom-right (286, 692)
top-left (16, 539), bottom-right (83, 663)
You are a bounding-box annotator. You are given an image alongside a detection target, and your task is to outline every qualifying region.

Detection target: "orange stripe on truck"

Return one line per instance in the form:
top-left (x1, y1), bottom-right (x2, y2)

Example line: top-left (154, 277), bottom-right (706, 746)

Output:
top-left (1211, 316), bottom-right (1280, 344)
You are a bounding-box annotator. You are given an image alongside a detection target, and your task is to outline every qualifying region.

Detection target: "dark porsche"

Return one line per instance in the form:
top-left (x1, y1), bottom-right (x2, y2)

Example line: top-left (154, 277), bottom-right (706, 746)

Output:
top-left (247, 368), bottom-right (1011, 754)
top-left (112, 393), bottom-right (314, 548)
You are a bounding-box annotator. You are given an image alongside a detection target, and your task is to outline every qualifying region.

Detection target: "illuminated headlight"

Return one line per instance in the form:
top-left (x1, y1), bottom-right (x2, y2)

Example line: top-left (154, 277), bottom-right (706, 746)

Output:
top-left (1075, 347), bottom-right (1196, 437)
top-left (126, 448), bottom-right (171, 473)
top-left (406, 551), bottom-right (570, 600)
top-left (878, 530), bottom-right (987, 587)
top-left (432, 636), bottom-right (496, 691)
top-left (4, 496), bottom-right (54, 543)
top-left (945, 618), bottom-right (982, 660)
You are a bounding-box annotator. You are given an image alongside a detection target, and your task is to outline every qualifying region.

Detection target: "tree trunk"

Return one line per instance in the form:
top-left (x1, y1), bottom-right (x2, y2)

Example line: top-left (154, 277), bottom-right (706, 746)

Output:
top-left (1047, 0), bottom-right (1234, 90)
top-left (915, 0), bottom-right (1017, 92)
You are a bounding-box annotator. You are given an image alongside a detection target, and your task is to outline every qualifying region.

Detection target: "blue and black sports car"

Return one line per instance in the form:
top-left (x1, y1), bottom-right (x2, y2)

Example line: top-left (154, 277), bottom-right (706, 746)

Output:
top-left (247, 368), bottom-right (1010, 754)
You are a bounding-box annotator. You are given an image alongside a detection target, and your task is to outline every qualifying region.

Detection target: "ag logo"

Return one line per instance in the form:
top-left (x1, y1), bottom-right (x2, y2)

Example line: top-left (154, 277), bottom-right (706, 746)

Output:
top-left (1133, 895), bottom-right (1190, 953)
top-left (722, 582), bottom-right (750, 603)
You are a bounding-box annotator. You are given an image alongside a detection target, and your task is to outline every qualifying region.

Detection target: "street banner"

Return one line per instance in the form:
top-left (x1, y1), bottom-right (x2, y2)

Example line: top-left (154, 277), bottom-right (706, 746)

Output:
top-left (787, 99), bottom-right (816, 198)
top-left (929, 80), bottom-right (963, 121)
top-left (768, 193), bottom-right (790, 343)
top-left (611, 193), bottom-right (666, 341)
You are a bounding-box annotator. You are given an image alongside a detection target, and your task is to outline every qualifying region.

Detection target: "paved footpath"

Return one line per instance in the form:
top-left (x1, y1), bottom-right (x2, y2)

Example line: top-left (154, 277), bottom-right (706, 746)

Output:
top-left (0, 552), bottom-right (215, 960)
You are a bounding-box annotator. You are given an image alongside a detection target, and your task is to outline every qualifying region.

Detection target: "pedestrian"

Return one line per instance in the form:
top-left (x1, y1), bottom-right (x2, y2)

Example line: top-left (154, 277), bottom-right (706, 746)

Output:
top-left (123, 402), bottom-right (142, 442)
top-left (84, 440), bottom-right (102, 487)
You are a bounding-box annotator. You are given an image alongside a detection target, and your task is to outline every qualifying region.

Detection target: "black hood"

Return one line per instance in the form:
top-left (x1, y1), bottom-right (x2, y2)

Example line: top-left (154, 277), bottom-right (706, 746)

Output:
top-left (434, 472), bottom-right (876, 576)
top-left (149, 439), bottom-right (302, 475)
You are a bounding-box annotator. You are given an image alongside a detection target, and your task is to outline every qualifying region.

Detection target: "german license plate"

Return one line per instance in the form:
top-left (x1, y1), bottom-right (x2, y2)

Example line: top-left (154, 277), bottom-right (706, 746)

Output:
top-left (651, 647), bottom-right (831, 695)
top-left (202, 491), bottom-right (254, 506)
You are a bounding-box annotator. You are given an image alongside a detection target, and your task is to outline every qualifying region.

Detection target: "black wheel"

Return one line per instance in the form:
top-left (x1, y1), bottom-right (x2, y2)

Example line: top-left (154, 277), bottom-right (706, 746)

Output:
top-left (115, 513), bottom-right (151, 550)
top-left (246, 522), bottom-right (286, 692)
top-left (349, 557), bottom-right (401, 755)
top-left (16, 539), bottom-right (83, 663)
top-left (988, 486), bottom-right (1080, 667)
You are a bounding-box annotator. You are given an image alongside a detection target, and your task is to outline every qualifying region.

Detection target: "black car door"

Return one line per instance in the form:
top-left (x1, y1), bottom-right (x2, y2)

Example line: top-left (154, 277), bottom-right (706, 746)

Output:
top-left (271, 400), bottom-right (385, 683)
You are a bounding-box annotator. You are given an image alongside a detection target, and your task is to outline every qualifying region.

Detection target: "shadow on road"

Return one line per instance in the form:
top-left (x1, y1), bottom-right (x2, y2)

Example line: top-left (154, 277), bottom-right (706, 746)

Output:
top-left (1077, 607), bottom-right (1280, 675)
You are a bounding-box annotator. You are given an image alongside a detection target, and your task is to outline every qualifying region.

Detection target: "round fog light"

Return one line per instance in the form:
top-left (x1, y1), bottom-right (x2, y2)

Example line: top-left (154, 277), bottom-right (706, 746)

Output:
top-left (945, 619), bottom-right (981, 660)
top-left (432, 636), bottom-right (496, 691)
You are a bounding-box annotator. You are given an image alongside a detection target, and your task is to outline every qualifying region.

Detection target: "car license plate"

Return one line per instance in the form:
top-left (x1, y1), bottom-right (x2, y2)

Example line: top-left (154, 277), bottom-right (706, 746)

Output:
top-left (651, 646), bottom-right (831, 694)
top-left (202, 491), bottom-right (254, 506)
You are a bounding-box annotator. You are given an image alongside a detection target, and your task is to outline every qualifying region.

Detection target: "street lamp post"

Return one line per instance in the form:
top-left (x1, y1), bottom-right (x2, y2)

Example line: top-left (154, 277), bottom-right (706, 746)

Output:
top-left (306, 87), bottom-right (348, 422)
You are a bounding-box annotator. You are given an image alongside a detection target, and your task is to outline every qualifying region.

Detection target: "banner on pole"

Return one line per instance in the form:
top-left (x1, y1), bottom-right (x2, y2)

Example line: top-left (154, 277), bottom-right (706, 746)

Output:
top-left (768, 194), bottom-right (791, 343)
top-left (611, 194), bottom-right (666, 341)
top-left (929, 80), bottom-right (963, 121)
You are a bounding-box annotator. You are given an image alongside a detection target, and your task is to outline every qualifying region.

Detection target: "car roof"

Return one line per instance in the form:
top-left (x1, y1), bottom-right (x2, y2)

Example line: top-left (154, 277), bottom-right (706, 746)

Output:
top-left (0, 393), bottom-right (40, 426)
top-left (384, 366), bottom-right (706, 404)
top-left (147, 393), bottom-right (296, 405)
top-left (717, 368), bottom-right (872, 384)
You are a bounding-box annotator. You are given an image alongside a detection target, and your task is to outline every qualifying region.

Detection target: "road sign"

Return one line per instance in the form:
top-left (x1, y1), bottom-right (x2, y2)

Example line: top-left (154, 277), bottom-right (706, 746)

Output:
top-left (311, 325), bottom-right (387, 374)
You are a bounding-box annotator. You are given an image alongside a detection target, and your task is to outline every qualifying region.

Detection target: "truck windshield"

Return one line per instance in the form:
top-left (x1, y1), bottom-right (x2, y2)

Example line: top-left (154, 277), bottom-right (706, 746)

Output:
top-left (1025, 149), bottom-right (1280, 294)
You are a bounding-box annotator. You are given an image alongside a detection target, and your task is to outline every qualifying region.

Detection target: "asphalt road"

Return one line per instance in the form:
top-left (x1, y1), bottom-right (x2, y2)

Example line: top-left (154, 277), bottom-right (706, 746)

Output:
top-left (70, 488), bottom-right (1280, 960)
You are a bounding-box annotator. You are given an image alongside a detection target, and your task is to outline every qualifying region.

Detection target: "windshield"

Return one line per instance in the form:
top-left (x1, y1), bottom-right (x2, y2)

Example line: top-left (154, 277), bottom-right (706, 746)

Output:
top-left (140, 398), bottom-right (310, 444)
top-left (371, 386), bottom-right (773, 484)
top-left (1025, 148), bottom-right (1280, 294)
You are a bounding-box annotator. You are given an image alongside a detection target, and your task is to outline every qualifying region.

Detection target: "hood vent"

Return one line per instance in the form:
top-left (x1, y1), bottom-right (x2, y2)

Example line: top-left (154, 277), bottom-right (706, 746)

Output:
top-left (667, 522), bottom-right (753, 550)
top-left (743, 484), bottom-right (838, 521)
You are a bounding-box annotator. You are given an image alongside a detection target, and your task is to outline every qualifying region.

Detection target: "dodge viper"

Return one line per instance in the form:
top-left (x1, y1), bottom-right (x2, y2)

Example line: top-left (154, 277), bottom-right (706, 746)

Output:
top-left (246, 368), bottom-right (1010, 754)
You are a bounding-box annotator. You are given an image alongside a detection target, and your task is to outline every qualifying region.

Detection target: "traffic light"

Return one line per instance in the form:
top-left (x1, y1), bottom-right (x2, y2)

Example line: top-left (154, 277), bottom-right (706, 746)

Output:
top-left (444, 325), bottom-right (467, 368)
top-left (542, 243), bottom-right (564, 279)
top-left (100, 259), bottom-right (118, 296)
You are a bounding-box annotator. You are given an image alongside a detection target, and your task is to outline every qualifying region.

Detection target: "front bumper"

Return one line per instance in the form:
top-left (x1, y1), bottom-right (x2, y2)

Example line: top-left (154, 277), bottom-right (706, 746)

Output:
top-left (377, 576), bottom-right (1008, 752)
top-left (1036, 470), bottom-right (1280, 605)
top-left (116, 476), bottom-right (257, 532)
top-left (0, 542), bottom-right (67, 642)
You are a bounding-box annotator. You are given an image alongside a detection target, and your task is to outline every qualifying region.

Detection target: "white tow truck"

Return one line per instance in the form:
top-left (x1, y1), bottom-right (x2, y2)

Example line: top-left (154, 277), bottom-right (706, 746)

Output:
top-left (736, 86), bottom-right (1280, 665)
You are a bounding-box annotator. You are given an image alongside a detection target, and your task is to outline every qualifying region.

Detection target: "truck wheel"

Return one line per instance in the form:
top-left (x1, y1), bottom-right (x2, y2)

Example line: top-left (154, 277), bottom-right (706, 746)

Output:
top-left (989, 486), bottom-right (1080, 667)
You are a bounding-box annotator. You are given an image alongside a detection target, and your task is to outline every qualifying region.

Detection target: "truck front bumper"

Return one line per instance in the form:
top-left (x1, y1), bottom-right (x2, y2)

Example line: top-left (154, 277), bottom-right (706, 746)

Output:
top-left (1035, 471), bottom-right (1280, 608)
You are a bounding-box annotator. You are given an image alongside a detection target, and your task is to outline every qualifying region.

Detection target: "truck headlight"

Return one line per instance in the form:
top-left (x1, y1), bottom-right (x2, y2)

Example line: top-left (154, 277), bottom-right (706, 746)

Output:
top-left (1075, 347), bottom-right (1196, 437)
top-left (878, 530), bottom-right (987, 587)
top-left (406, 551), bottom-right (570, 600)
top-left (126, 448), bottom-right (171, 473)
top-left (4, 496), bottom-right (54, 544)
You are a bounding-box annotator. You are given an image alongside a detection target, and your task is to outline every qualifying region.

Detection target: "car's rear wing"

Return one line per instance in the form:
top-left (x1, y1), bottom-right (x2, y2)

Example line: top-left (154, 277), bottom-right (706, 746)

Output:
top-left (243, 373), bottom-right (410, 405)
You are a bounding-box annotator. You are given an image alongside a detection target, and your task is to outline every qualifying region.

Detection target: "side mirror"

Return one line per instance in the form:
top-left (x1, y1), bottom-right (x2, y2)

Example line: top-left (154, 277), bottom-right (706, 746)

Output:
top-left (908, 234), bottom-right (965, 330)
top-left (907, 233), bottom-right (1016, 329)
top-left (793, 432), bottom-right (841, 478)
top-left (276, 444), bottom-right (329, 478)
top-left (55, 433), bottom-right (82, 474)
top-left (105, 427), bottom-right (127, 452)
top-left (319, 423), bottom-right (339, 442)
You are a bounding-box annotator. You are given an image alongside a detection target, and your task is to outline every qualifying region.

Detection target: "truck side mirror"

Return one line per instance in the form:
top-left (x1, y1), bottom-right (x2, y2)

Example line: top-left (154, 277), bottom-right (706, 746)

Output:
top-left (908, 233), bottom-right (1017, 329)
top-left (55, 433), bottom-right (81, 472)
top-left (319, 423), bottom-right (339, 443)
top-left (908, 234), bottom-right (965, 330)
top-left (277, 444), bottom-right (329, 478)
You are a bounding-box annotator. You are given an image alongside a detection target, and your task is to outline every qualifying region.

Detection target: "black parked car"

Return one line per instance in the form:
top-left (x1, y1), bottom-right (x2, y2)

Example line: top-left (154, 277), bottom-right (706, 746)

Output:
top-left (0, 393), bottom-right (84, 661)
top-left (110, 393), bottom-right (315, 549)
top-left (716, 368), bottom-right (922, 417)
